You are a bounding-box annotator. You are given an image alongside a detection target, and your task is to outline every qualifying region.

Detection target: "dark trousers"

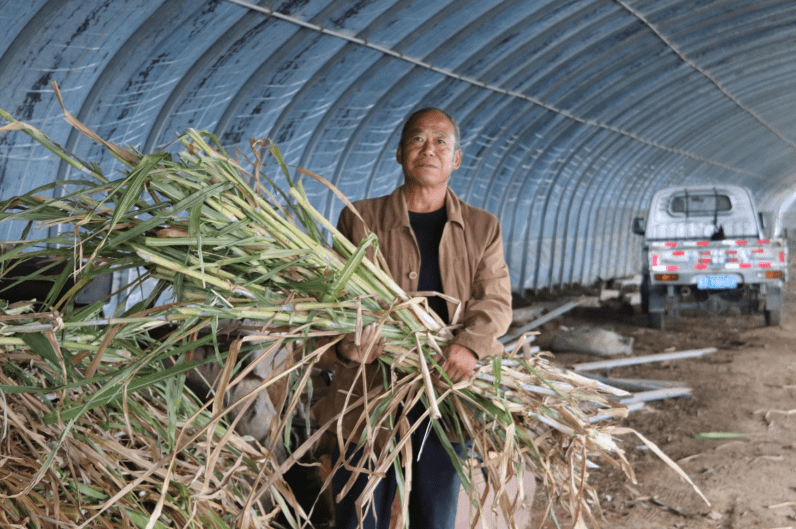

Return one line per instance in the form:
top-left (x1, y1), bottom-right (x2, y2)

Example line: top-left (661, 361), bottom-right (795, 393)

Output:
top-left (332, 404), bottom-right (465, 529)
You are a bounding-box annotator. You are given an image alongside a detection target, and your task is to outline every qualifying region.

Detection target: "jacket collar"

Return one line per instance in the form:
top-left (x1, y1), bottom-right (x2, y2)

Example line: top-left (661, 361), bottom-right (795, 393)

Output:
top-left (383, 186), bottom-right (465, 231)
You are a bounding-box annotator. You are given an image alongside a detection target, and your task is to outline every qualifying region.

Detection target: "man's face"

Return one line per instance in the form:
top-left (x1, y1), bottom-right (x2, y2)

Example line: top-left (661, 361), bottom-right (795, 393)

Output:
top-left (396, 110), bottom-right (461, 188)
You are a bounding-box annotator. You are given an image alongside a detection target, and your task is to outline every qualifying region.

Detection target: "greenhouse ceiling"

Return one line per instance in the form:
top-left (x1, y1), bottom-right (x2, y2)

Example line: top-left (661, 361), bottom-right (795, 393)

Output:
top-left (1, 0), bottom-right (795, 293)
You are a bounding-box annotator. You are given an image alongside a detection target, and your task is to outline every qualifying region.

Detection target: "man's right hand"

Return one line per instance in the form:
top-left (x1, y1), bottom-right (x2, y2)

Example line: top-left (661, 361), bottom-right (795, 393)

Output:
top-left (337, 322), bottom-right (385, 364)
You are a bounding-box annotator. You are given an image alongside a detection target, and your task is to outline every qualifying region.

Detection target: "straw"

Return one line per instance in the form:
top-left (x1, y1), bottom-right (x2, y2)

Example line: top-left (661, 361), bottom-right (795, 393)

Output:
top-left (0, 89), bottom-right (705, 528)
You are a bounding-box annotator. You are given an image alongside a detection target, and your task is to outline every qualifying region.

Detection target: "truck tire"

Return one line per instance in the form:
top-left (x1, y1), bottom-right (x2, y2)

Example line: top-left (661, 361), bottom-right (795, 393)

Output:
top-left (649, 312), bottom-right (665, 330)
top-left (765, 309), bottom-right (782, 327)
top-left (640, 275), bottom-right (650, 314)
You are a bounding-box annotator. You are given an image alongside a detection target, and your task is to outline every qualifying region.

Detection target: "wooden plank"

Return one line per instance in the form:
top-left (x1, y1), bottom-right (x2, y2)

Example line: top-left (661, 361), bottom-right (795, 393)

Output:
top-left (619, 387), bottom-right (693, 405)
top-left (580, 374), bottom-right (683, 392)
top-left (572, 347), bottom-right (718, 372)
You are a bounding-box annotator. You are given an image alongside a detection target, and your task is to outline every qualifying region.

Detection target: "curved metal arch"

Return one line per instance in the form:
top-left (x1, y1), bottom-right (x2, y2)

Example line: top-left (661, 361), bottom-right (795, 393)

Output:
top-left (581, 125), bottom-right (668, 278)
top-left (640, 0), bottom-right (766, 35)
top-left (0, 0), bottom-right (71, 188)
top-left (688, 112), bottom-right (783, 176)
top-left (664, 0), bottom-right (794, 47)
top-left (55, 0), bottom-right (187, 184)
top-left (572, 138), bottom-right (633, 285)
top-left (610, 75), bottom-right (756, 177)
top-left (557, 131), bottom-right (626, 285)
top-left (478, 101), bottom-right (542, 212)
top-left (0, 2), bottom-right (53, 100)
top-left (485, 104), bottom-right (550, 217)
top-left (548, 126), bottom-right (616, 285)
top-left (543, 133), bottom-right (599, 286)
top-left (494, 110), bottom-right (563, 286)
top-left (532, 27), bottom-right (654, 109)
top-left (541, 115), bottom-right (657, 286)
top-left (141, 6), bottom-right (279, 153)
top-left (404, 0), bottom-right (534, 70)
top-left (586, 140), bottom-right (654, 283)
top-left (450, 1), bottom-right (609, 86)
top-left (502, 5), bottom-right (636, 101)
top-left (509, 113), bottom-right (573, 290)
top-left (522, 118), bottom-right (586, 289)
top-left (211, 31), bottom-right (340, 146)
top-left (457, 97), bottom-right (526, 209)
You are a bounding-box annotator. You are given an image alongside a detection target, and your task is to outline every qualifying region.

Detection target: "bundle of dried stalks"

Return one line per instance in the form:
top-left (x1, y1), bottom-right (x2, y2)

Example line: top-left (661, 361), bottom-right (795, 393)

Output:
top-left (0, 313), bottom-right (287, 528)
top-left (0, 85), bottom-right (705, 528)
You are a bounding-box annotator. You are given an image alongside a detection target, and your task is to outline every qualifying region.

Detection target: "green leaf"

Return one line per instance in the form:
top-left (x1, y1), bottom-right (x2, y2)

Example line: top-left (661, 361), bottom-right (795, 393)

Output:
top-left (21, 332), bottom-right (61, 369)
top-left (694, 432), bottom-right (750, 441)
top-left (76, 482), bottom-right (109, 500)
top-left (107, 182), bottom-right (232, 249)
top-left (324, 232), bottom-right (378, 302)
top-left (125, 507), bottom-right (170, 529)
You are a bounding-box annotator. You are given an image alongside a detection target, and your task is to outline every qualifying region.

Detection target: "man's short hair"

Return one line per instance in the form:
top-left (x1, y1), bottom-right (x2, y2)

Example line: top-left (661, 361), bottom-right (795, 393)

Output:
top-left (400, 107), bottom-right (461, 150)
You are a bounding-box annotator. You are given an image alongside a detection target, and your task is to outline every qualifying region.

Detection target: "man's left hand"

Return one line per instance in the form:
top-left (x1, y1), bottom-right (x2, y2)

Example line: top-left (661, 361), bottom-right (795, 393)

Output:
top-left (441, 343), bottom-right (478, 383)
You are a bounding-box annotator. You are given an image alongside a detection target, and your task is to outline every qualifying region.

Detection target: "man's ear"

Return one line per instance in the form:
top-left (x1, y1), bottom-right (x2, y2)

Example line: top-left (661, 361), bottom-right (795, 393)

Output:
top-left (452, 147), bottom-right (461, 170)
top-left (396, 143), bottom-right (403, 164)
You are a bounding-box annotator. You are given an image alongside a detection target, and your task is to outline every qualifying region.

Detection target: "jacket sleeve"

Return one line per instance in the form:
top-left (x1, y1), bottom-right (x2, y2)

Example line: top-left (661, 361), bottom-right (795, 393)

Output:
top-left (450, 218), bottom-right (513, 359)
top-left (336, 204), bottom-right (375, 257)
top-left (336, 205), bottom-right (359, 243)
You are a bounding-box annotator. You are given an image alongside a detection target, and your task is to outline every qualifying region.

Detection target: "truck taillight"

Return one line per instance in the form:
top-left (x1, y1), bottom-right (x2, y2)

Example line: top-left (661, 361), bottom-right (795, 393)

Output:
top-left (666, 265), bottom-right (679, 271)
top-left (665, 242), bottom-right (677, 248)
top-left (696, 241), bottom-right (709, 246)
top-left (695, 264), bottom-right (708, 270)
top-left (758, 262), bottom-right (771, 268)
top-left (672, 251), bottom-right (685, 256)
top-left (698, 258), bottom-right (711, 264)
top-left (740, 263), bottom-right (752, 269)
top-left (766, 271), bottom-right (783, 279)
top-left (752, 249), bottom-right (764, 254)
top-left (758, 239), bottom-right (770, 245)
top-left (736, 240), bottom-right (748, 246)
top-left (780, 252), bottom-right (786, 262)
top-left (652, 254), bottom-right (659, 266)
top-left (655, 273), bottom-right (679, 281)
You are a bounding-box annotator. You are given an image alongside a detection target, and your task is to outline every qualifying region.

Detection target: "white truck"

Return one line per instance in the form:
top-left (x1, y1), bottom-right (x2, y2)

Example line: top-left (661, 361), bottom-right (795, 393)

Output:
top-left (633, 185), bottom-right (788, 329)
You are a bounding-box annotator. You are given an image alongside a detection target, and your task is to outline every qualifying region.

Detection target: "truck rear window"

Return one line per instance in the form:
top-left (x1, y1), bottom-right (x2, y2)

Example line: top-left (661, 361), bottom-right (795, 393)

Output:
top-left (670, 193), bottom-right (731, 215)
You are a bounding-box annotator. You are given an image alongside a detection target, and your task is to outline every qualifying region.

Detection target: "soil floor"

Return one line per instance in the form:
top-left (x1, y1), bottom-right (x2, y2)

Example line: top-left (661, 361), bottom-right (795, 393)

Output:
top-left (521, 272), bottom-right (796, 528)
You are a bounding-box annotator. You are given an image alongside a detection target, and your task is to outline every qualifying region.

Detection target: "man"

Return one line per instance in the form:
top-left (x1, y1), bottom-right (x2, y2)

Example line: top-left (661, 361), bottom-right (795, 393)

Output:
top-left (315, 108), bottom-right (512, 529)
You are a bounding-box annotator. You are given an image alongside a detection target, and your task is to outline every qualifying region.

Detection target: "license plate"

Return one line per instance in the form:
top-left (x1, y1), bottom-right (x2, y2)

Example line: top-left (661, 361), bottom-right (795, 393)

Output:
top-left (696, 275), bottom-right (738, 289)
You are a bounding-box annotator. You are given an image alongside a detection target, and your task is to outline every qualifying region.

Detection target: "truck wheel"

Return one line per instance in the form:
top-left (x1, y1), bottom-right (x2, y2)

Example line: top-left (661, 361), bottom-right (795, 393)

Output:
top-left (649, 312), bottom-right (665, 330)
top-left (765, 309), bottom-right (782, 327)
top-left (640, 276), bottom-right (650, 314)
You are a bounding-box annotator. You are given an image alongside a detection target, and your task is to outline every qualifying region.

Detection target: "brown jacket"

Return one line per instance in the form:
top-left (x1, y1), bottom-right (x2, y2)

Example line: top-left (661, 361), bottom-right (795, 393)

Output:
top-left (313, 186), bottom-right (512, 444)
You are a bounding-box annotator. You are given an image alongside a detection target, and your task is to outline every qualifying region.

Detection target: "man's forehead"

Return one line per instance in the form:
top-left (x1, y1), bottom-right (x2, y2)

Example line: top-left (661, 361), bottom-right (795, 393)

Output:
top-left (405, 113), bottom-right (455, 136)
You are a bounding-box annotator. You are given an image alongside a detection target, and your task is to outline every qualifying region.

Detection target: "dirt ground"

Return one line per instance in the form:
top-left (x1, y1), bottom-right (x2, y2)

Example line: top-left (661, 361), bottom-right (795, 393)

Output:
top-left (522, 271), bottom-right (796, 528)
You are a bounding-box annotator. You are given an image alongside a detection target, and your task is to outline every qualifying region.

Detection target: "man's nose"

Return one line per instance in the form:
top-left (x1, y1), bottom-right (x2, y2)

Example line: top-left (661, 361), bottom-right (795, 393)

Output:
top-left (420, 139), bottom-right (434, 155)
